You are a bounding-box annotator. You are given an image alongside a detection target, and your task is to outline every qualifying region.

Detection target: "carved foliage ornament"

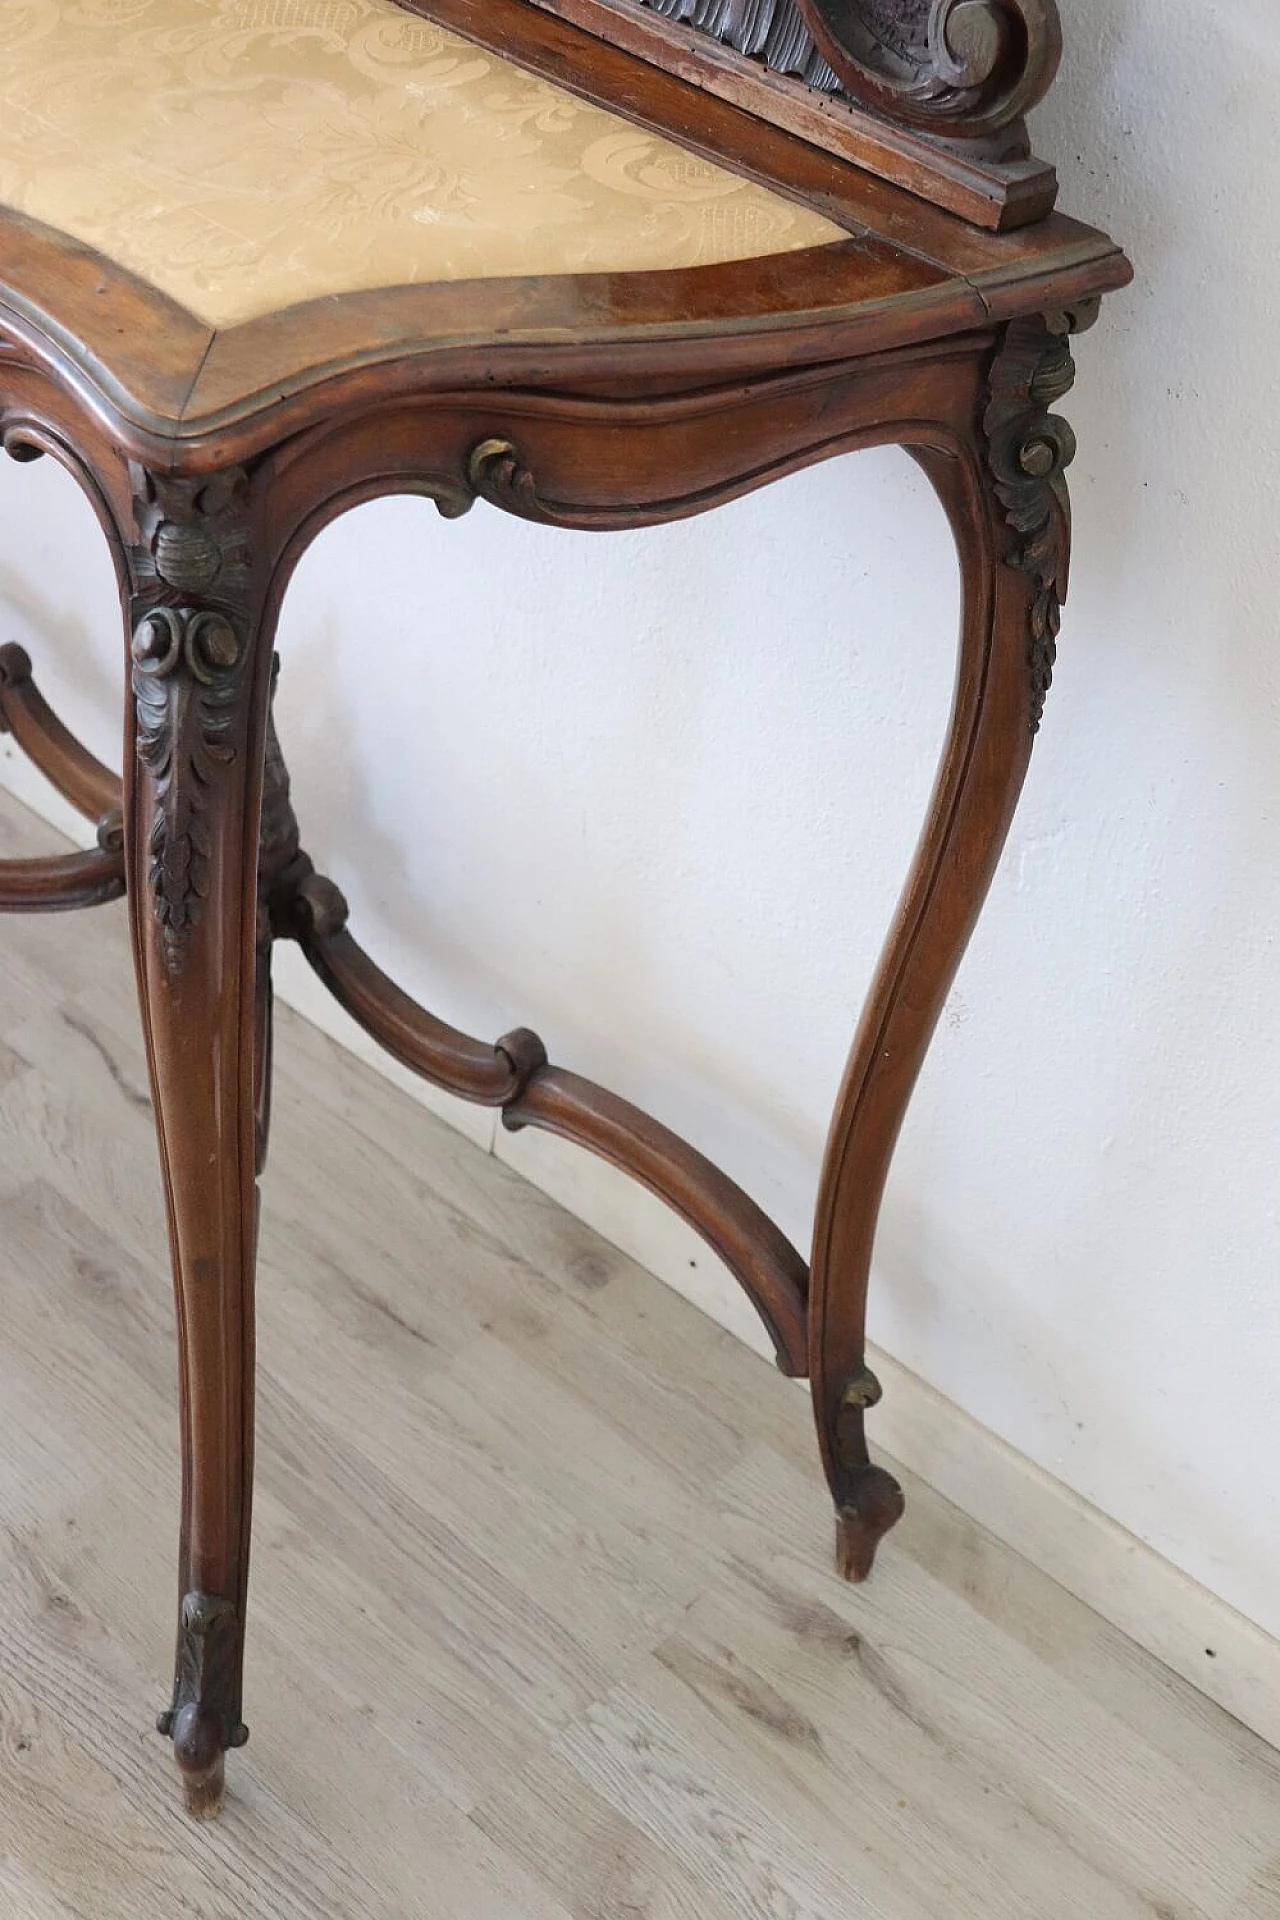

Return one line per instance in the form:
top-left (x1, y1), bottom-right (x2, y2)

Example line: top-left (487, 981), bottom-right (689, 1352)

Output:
top-left (128, 466), bottom-right (252, 970)
top-left (635, 0), bottom-right (1062, 138)
top-left (983, 302), bottom-right (1098, 732)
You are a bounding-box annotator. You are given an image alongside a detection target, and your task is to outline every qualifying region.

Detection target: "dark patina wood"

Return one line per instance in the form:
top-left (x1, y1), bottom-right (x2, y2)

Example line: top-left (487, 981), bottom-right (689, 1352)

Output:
top-left (0, 0), bottom-right (1127, 1820)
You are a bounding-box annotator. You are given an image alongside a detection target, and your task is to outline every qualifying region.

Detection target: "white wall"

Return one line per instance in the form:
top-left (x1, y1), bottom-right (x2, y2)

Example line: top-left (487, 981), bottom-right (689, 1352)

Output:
top-left (2, 0), bottom-right (1278, 1652)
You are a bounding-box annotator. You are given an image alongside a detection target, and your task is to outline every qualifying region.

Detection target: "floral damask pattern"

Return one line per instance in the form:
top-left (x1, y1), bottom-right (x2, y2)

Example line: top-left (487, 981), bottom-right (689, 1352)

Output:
top-left (0, 0), bottom-right (843, 326)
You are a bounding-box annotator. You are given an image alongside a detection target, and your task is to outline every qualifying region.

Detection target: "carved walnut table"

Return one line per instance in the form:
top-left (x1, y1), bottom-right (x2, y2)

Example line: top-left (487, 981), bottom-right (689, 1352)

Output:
top-left (0, 0), bottom-right (1128, 1817)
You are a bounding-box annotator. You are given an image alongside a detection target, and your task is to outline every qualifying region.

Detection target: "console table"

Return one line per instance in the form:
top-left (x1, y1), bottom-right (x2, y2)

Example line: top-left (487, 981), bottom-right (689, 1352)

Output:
top-left (0, 0), bottom-right (1129, 1818)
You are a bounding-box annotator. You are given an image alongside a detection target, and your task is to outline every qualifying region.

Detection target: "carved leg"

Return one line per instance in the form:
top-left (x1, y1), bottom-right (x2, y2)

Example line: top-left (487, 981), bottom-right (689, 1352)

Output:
top-left (122, 464), bottom-right (273, 1815)
top-left (809, 309), bottom-right (1094, 1580)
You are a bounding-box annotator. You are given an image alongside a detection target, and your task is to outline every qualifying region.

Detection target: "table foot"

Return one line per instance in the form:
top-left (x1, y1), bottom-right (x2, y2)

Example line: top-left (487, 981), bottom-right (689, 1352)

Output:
top-left (170, 1706), bottom-right (228, 1821)
top-left (834, 1466), bottom-right (907, 1582)
top-left (155, 1592), bottom-right (250, 1819)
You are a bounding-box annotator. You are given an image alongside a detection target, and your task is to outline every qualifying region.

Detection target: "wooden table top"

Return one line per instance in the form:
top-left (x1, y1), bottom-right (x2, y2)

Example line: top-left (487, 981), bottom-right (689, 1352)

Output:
top-left (0, 0), bottom-right (1129, 458)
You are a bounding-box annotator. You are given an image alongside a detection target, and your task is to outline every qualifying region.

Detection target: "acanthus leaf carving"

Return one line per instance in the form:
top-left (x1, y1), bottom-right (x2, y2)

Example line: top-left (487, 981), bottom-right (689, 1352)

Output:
top-left (983, 300), bottom-right (1098, 732)
top-left (633, 0), bottom-right (1061, 140)
top-left (127, 464), bottom-right (253, 971)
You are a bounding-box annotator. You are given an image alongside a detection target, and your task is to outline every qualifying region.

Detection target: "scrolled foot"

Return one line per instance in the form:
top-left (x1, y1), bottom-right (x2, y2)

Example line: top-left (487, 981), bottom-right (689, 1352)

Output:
top-left (156, 1590), bottom-right (246, 1817)
top-left (833, 1465), bottom-right (906, 1583)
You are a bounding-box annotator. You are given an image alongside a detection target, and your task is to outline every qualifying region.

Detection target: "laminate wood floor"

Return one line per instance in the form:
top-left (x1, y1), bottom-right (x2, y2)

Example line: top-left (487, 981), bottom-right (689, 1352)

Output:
top-left (0, 788), bottom-right (1275, 1919)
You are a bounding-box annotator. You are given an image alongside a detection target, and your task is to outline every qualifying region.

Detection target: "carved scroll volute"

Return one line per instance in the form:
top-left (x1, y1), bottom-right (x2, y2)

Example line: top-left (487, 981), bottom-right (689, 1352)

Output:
top-left (795, 0), bottom-right (1061, 140)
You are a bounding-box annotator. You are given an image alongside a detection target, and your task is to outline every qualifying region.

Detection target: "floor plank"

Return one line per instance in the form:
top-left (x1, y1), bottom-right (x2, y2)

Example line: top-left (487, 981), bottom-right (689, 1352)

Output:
top-left (0, 787), bottom-right (1275, 1918)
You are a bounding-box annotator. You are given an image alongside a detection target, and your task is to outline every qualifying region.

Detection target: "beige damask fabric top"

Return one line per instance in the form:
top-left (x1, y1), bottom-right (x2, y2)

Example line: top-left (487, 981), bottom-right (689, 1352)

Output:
top-left (0, 0), bottom-right (844, 328)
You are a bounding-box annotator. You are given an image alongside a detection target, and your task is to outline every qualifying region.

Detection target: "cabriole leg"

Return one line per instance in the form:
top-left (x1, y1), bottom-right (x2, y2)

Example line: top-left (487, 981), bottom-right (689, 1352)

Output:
top-left (809, 308), bottom-right (1095, 1580)
top-left (122, 463), bottom-right (274, 1816)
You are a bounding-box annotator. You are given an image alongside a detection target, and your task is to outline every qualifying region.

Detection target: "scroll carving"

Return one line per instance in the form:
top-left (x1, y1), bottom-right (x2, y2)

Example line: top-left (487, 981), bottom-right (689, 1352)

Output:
top-left (127, 467), bottom-right (253, 969)
top-left (467, 437), bottom-right (548, 521)
top-left (983, 301), bottom-right (1097, 732)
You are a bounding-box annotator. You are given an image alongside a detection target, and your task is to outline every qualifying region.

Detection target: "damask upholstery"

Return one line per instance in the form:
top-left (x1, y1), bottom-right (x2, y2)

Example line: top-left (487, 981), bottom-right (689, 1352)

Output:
top-left (0, 0), bottom-right (845, 329)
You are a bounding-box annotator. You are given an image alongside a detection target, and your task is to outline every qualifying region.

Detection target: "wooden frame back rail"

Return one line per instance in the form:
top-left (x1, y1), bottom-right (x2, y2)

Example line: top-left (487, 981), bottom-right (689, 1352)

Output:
top-left (429, 0), bottom-right (1064, 227)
